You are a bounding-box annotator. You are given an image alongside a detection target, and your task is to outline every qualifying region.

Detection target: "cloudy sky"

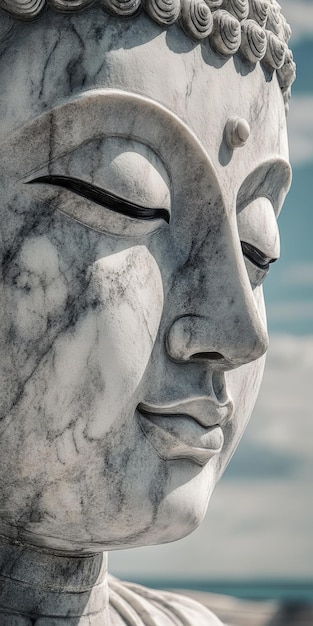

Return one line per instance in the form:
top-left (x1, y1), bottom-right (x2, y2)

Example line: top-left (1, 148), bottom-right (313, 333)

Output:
top-left (111, 2), bottom-right (313, 583)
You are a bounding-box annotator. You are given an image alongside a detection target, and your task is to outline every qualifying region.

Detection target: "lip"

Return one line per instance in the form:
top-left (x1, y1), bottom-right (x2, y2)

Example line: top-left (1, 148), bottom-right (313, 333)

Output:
top-left (137, 397), bottom-right (232, 467)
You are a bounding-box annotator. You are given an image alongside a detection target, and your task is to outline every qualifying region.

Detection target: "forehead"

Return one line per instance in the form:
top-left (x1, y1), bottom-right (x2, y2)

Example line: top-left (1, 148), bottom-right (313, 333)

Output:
top-left (0, 10), bottom-right (289, 203)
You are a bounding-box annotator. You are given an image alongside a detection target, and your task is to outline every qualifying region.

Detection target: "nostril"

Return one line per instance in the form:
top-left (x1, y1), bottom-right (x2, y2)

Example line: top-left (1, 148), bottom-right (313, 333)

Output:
top-left (190, 352), bottom-right (224, 362)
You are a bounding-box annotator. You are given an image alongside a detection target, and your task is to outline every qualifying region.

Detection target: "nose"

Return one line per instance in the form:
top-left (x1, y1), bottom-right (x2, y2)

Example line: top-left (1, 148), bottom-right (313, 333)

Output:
top-left (166, 234), bottom-right (269, 369)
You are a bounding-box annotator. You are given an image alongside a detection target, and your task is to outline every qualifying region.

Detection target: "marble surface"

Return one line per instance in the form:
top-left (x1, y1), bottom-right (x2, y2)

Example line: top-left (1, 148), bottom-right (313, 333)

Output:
top-left (0, 539), bottom-right (222, 623)
top-left (0, 0), bottom-right (296, 108)
top-left (0, 4), bottom-right (292, 624)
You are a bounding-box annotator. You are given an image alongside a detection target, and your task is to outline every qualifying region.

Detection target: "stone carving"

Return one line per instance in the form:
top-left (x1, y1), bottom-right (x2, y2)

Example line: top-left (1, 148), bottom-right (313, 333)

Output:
top-left (225, 117), bottom-right (251, 148)
top-left (240, 18), bottom-right (267, 63)
top-left (0, 1), bottom-right (294, 624)
top-left (0, 0), bottom-right (295, 104)
top-left (180, 0), bottom-right (213, 39)
top-left (210, 9), bottom-right (241, 55)
top-left (223, 0), bottom-right (249, 22)
top-left (100, 0), bottom-right (142, 17)
top-left (264, 29), bottom-right (286, 69)
top-left (144, 0), bottom-right (180, 26)
top-left (248, 0), bottom-right (268, 26)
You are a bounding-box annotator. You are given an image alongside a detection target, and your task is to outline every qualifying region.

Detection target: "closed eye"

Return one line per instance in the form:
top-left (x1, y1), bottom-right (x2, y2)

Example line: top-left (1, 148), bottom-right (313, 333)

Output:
top-left (241, 241), bottom-right (277, 270)
top-left (25, 175), bottom-right (170, 224)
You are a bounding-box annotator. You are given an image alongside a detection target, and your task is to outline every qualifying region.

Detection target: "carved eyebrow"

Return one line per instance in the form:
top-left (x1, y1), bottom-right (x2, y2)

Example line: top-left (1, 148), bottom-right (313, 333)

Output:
top-left (237, 159), bottom-right (292, 217)
top-left (241, 241), bottom-right (278, 270)
top-left (25, 175), bottom-right (170, 223)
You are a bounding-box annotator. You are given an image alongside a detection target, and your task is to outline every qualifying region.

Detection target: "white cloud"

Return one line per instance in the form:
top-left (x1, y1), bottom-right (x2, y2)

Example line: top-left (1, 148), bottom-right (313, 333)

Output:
top-left (287, 95), bottom-right (313, 166)
top-left (265, 333), bottom-right (313, 367)
top-left (110, 335), bottom-right (313, 580)
top-left (245, 335), bottom-right (313, 465)
top-left (281, 0), bottom-right (313, 42)
top-left (267, 299), bottom-right (313, 325)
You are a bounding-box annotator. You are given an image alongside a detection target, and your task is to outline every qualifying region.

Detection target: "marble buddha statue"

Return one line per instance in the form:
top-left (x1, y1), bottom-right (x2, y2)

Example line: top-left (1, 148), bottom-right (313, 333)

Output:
top-left (0, 0), bottom-right (295, 623)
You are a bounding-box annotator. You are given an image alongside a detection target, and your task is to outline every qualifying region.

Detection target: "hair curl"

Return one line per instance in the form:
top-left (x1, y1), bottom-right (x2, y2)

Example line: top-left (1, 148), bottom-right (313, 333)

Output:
top-left (0, 0), bottom-right (295, 106)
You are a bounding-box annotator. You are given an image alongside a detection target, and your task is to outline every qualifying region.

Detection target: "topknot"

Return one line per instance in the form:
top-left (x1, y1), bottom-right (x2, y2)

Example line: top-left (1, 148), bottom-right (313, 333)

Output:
top-left (0, 0), bottom-right (296, 106)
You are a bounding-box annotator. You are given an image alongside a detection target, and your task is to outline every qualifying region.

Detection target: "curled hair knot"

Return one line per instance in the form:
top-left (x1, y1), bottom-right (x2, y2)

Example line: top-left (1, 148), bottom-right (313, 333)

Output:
top-left (100, 0), bottom-right (141, 16)
top-left (145, 0), bottom-right (180, 24)
top-left (205, 0), bottom-right (223, 8)
top-left (277, 48), bottom-right (296, 92)
top-left (180, 0), bottom-right (213, 40)
top-left (0, 0), bottom-right (44, 19)
top-left (222, 0), bottom-right (248, 21)
top-left (210, 9), bottom-right (241, 55)
top-left (48, 0), bottom-right (95, 11)
top-left (266, 3), bottom-right (282, 37)
top-left (248, 0), bottom-right (268, 27)
top-left (240, 19), bottom-right (266, 63)
top-left (264, 30), bottom-right (286, 70)
top-left (282, 18), bottom-right (292, 44)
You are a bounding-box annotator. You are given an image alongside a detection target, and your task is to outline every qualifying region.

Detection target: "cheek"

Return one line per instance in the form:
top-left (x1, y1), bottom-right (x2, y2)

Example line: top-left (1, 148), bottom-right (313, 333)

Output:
top-left (90, 245), bottom-right (164, 380)
top-left (43, 244), bottom-right (164, 440)
top-left (73, 244), bottom-right (164, 438)
top-left (1, 236), bottom-right (164, 445)
top-left (0, 239), bottom-right (166, 525)
top-left (5, 236), bottom-right (68, 341)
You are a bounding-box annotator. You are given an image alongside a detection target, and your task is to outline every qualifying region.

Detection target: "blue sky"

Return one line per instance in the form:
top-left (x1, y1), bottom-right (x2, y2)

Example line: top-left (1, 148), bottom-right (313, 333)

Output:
top-left (110, 1), bottom-right (313, 582)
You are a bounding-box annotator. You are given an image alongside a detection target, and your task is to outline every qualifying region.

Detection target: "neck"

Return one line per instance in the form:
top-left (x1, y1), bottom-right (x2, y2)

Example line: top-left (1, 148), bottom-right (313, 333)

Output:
top-left (0, 535), bottom-right (109, 624)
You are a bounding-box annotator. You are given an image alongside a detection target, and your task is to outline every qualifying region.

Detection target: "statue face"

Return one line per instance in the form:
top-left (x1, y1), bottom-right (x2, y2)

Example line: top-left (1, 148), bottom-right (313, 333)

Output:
top-left (0, 11), bottom-right (291, 552)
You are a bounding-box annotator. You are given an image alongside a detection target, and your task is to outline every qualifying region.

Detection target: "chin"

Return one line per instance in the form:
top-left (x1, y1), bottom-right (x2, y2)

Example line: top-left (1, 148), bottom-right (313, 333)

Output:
top-left (110, 458), bottom-right (218, 550)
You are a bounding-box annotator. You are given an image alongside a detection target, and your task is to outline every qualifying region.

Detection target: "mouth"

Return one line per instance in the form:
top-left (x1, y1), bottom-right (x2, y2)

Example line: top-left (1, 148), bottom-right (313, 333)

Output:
top-left (137, 397), bottom-right (233, 467)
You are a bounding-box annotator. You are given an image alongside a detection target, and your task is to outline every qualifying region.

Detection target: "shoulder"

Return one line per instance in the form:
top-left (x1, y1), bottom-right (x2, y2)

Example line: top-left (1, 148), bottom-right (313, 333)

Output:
top-left (109, 576), bottom-right (224, 625)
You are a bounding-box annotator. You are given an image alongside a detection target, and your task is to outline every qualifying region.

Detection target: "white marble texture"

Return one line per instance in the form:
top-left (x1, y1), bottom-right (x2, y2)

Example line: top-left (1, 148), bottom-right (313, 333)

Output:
top-left (0, 5), bottom-right (292, 625)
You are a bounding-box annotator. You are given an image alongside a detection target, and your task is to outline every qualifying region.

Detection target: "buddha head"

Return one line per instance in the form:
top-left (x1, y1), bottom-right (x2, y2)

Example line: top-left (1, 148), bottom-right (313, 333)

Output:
top-left (0, 0), bottom-right (294, 554)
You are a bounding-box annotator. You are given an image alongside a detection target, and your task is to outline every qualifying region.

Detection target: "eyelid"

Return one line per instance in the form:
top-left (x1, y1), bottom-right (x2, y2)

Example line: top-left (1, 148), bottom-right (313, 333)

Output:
top-left (25, 175), bottom-right (170, 224)
top-left (241, 241), bottom-right (278, 270)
